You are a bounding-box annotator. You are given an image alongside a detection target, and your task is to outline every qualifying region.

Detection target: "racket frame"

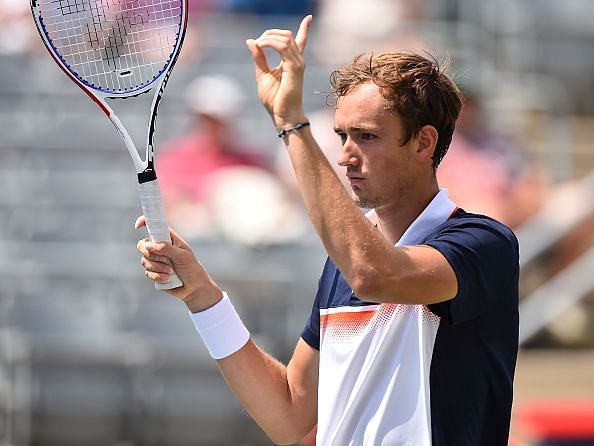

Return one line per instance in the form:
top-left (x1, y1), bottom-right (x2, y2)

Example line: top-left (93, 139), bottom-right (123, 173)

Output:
top-left (30, 0), bottom-right (189, 290)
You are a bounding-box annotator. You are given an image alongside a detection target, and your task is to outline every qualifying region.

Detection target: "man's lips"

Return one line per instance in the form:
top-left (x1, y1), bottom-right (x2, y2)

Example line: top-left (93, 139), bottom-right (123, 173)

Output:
top-left (347, 174), bottom-right (365, 183)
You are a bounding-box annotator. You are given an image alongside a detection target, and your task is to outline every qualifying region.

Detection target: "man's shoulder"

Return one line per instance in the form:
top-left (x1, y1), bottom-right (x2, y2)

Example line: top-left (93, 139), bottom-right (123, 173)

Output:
top-left (431, 209), bottom-right (518, 245)
top-left (425, 209), bottom-right (520, 269)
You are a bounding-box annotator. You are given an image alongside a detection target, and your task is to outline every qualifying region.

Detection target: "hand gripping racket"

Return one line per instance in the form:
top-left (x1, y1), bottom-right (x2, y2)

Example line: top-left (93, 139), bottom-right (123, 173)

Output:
top-left (31, 0), bottom-right (187, 290)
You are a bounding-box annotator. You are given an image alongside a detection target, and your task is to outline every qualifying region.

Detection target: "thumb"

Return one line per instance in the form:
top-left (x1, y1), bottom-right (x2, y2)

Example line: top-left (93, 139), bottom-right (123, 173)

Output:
top-left (295, 15), bottom-right (313, 54)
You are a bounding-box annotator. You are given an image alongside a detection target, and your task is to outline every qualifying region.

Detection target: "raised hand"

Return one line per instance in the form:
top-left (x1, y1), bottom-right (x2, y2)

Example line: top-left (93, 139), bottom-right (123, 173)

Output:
top-left (135, 215), bottom-right (223, 312)
top-left (246, 15), bottom-right (312, 128)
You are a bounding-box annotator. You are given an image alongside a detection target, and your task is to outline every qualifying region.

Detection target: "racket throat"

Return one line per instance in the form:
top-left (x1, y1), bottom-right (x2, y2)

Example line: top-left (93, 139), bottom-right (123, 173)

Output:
top-left (138, 160), bottom-right (157, 184)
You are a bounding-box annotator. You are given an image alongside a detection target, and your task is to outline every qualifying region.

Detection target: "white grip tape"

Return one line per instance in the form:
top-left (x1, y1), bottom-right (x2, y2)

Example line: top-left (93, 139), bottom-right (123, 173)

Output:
top-left (189, 292), bottom-right (250, 360)
top-left (138, 179), bottom-right (183, 290)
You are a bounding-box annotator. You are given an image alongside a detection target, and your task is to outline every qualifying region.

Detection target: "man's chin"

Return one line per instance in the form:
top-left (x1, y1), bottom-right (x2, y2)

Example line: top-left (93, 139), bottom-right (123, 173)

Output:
top-left (351, 189), bottom-right (379, 210)
top-left (353, 196), bottom-right (374, 210)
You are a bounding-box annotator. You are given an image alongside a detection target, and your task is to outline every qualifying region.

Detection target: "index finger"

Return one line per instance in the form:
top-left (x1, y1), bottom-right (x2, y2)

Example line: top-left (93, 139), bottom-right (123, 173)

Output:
top-left (134, 215), bottom-right (146, 229)
top-left (246, 37), bottom-right (271, 77)
top-left (295, 15), bottom-right (313, 54)
top-left (137, 238), bottom-right (151, 256)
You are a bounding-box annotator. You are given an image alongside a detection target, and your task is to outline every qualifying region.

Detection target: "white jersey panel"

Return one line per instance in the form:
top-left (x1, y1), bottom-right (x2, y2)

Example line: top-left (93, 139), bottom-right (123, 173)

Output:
top-left (317, 304), bottom-right (440, 446)
top-left (315, 189), bottom-right (458, 445)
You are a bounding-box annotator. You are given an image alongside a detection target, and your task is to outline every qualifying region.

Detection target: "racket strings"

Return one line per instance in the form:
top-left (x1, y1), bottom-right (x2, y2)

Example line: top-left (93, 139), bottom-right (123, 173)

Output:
top-left (39, 0), bottom-right (182, 93)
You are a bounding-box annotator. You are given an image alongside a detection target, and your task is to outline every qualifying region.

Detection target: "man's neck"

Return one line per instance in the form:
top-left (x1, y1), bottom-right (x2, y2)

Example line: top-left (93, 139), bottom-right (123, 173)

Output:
top-left (375, 184), bottom-right (440, 245)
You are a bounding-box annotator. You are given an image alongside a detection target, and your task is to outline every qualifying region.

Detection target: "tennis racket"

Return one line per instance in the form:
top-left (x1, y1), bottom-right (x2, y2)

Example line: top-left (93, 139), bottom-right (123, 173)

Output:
top-left (30, 0), bottom-right (187, 290)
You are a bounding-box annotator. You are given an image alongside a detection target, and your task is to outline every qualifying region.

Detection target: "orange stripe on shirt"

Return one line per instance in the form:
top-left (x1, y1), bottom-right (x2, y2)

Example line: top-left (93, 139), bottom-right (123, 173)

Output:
top-left (320, 309), bottom-right (377, 330)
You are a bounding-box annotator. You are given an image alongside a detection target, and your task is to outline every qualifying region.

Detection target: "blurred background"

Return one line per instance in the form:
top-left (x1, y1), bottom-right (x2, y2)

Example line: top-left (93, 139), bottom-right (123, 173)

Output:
top-left (1, 0), bottom-right (593, 445)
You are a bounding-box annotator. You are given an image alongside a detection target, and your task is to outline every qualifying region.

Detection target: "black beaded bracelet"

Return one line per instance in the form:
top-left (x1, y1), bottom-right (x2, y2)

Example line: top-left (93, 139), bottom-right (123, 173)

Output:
top-left (277, 121), bottom-right (311, 138)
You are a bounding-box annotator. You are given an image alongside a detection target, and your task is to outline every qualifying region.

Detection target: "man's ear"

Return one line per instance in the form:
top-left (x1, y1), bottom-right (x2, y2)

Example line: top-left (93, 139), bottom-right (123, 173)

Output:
top-left (416, 125), bottom-right (438, 164)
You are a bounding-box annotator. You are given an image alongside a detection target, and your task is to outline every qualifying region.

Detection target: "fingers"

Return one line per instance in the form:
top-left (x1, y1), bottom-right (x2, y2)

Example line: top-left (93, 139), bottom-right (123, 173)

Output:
top-left (256, 31), bottom-right (299, 55)
top-left (140, 256), bottom-right (173, 274)
top-left (134, 215), bottom-right (146, 229)
top-left (137, 238), bottom-right (175, 284)
top-left (135, 220), bottom-right (198, 288)
top-left (136, 217), bottom-right (166, 283)
top-left (141, 256), bottom-right (173, 283)
top-left (135, 215), bottom-right (190, 251)
top-left (295, 15), bottom-right (313, 53)
top-left (136, 238), bottom-right (170, 262)
top-left (246, 38), bottom-right (270, 77)
top-left (254, 34), bottom-right (303, 68)
top-left (247, 15), bottom-right (313, 68)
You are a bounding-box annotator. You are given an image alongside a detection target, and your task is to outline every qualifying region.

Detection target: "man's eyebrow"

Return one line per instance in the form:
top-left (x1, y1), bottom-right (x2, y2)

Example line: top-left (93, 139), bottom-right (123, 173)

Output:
top-left (334, 126), bottom-right (376, 133)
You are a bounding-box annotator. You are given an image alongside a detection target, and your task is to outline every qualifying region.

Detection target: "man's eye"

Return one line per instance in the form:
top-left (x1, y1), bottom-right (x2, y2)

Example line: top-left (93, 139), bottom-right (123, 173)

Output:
top-left (337, 133), bottom-right (347, 144)
top-left (361, 133), bottom-right (376, 141)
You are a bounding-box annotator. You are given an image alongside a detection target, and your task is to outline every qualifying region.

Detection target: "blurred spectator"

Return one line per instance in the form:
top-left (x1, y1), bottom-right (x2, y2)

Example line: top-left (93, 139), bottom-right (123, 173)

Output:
top-left (157, 74), bottom-right (265, 236)
top-left (437, 91), bottom-right (549, 228)
top-left (157, 74), bottom-right (305, 244)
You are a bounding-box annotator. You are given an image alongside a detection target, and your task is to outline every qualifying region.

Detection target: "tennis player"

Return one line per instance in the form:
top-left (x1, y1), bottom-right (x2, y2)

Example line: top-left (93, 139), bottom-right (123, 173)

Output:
top-left (137, 15), bottom-right (519, 445)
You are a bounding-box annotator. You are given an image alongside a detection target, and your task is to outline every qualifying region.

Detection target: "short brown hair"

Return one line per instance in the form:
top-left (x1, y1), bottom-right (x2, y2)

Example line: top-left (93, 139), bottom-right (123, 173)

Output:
top-left (330, 52), bottom-right (463, 168)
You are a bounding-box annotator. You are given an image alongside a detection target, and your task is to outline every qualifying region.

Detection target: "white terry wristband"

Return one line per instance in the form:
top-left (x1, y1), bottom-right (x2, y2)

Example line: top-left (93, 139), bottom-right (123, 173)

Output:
top-left (188, 292), bottom-right (250, 360)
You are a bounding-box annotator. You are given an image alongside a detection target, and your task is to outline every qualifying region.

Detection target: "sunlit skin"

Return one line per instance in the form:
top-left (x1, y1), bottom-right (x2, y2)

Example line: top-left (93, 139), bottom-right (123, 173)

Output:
top-left (135, 16), bottom-right (459, 445)
top-left (334, 81), bottom-right (440, 243)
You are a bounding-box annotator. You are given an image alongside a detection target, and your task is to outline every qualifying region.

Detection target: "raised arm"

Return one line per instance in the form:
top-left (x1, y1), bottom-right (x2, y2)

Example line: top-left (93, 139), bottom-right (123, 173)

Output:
top-left (136, 217), bottom-right (318, 444)
top-left (246, 17), bottom-right (458, 305)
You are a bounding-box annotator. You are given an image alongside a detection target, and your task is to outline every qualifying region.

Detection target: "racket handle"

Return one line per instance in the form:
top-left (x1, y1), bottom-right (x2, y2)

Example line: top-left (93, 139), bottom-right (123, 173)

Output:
top-left (138, 179), bottom-right (184, 290)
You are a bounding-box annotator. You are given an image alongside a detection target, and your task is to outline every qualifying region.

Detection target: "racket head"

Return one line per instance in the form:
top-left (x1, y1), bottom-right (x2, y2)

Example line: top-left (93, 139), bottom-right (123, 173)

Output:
top-left (31, 0), bottom-right (188, 97)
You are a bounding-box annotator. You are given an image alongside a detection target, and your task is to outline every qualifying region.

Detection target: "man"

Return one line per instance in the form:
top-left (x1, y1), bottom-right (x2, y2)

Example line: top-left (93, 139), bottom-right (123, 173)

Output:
top-left (137, 15), bottom-right (519, 445)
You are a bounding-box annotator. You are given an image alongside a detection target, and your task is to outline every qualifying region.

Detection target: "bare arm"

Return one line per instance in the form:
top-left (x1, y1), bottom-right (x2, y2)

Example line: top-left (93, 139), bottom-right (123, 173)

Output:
top-left (218, 338), bottom-right (319, 445)
top-left (136, 217), bottom-right (318, 444)
top-left (246, 18), bottom-right (457, 305)
top-left (279, 127), bottom-right (457, 304)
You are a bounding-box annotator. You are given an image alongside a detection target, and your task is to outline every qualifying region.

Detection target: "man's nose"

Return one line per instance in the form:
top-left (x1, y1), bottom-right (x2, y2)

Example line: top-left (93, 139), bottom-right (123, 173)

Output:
top-left (337, 140), bottom-right (359, 167)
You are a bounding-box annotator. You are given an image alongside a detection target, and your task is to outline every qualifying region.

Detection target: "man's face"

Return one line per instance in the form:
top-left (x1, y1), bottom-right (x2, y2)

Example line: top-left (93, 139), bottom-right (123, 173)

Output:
top-left (334, 82), bottom-right (417, 210)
